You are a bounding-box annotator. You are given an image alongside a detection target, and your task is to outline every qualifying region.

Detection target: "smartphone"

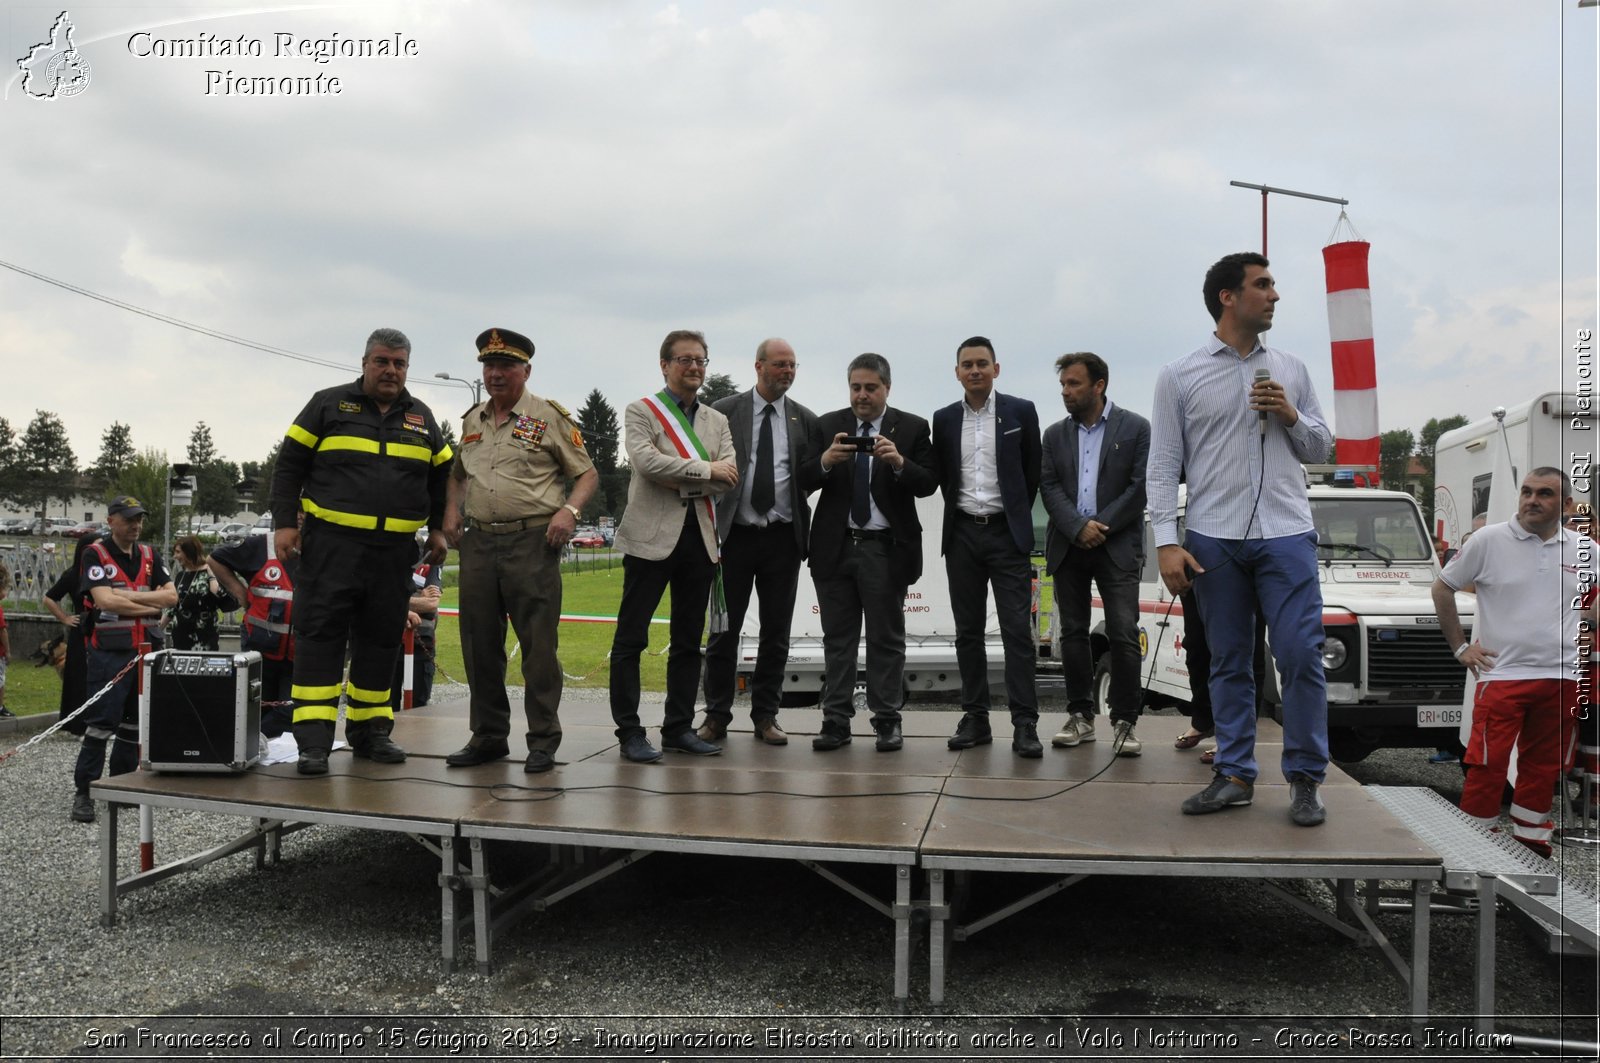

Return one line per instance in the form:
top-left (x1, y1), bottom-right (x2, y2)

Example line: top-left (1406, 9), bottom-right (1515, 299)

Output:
top-left (839, 435), bottom-right (875, 451)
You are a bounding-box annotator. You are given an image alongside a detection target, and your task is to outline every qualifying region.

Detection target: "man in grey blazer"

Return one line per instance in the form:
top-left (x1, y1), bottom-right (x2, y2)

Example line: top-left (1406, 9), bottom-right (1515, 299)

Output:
top-left (609, 330), bottom-right (738, 763)
top-left (1040, 352), bottom-right (1151, 756)
top-left (697, 338), bottom-right (822, 746)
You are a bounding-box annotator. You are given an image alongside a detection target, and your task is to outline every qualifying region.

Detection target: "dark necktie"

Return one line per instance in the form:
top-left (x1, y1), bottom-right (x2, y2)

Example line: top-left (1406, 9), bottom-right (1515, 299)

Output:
top-left (751, 404), bottom-right (776, 516)
top-left (851, 421), bottom-right (874, 528)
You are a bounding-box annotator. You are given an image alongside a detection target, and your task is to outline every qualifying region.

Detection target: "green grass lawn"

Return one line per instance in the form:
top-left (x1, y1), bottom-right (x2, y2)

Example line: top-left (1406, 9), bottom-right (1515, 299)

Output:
top-left (3, 557), bottom-right (1056, 716)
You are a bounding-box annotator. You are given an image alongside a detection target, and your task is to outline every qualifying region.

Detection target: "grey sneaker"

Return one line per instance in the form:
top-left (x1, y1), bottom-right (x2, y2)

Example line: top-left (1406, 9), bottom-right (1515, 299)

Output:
top-left (1181, 773), bottom-right (1254, 815)
top-left (1111, 719), bottom-right (1142, 757)
top-left (1051, 713), bottom-right (1096, 748)
top-left (1288, 773), bottom-right (1326, 826)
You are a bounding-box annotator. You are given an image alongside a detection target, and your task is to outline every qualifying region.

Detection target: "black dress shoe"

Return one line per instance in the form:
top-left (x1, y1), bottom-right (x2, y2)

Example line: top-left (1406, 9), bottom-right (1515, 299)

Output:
top-left (947, 714), bottom-right (993, 750)
top-left (875, 721), bottom-right (903, 752)
top-left (446, 741), bottom-right (510, 767)
top-left (662, 731), bottom-right (722, 756)
top-left (1012, 723), bottom-right (1043, 759)
top-left (70, 792), bottom-right (95, 823)
top-left (352, 734), bottom-right (407, 764)
top-left (620, 733), bottom-right (663, 763)
top-left (524, 750), bottom-right (555, 774)
top-left (297, 748), bottom-right (329, 775)
top-left (812, 727), bottom-right (852, 751)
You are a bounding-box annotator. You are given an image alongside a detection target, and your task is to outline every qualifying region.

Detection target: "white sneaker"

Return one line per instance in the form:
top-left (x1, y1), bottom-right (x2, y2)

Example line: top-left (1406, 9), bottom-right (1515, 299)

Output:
top-left (1111, 719), bottom-right (1142, 757)
top-left (1051, 713), bottom-right (1096, 747)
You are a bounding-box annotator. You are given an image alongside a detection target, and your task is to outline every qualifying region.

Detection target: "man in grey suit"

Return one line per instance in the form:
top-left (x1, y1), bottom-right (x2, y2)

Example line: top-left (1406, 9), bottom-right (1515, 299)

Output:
top-left (1040, 352), bottom-right (1151, 756)
top-left (609, 330), bottom-right (738, 764)
top-left (697, 338), bottom-right (821, 746)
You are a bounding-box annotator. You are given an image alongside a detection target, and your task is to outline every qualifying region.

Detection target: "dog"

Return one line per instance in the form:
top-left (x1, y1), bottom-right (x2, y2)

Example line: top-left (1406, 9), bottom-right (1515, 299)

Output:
top-left (31, 635), bottom-right (66, 678)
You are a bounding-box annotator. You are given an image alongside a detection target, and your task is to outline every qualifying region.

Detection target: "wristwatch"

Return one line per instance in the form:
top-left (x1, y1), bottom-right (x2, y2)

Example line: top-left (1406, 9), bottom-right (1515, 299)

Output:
top-left (563, 504), bottom-right (581, 520)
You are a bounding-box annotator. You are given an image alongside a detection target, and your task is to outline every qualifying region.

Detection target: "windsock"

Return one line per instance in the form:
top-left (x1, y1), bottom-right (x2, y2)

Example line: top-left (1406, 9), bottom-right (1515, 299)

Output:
top-left (1323, 239), bottom-right (1379, 472)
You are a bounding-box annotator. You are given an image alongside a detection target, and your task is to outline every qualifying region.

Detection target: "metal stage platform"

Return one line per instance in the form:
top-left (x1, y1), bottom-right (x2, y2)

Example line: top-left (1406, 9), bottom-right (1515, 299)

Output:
top-left (92, 700), bottom-right (1443, 1010)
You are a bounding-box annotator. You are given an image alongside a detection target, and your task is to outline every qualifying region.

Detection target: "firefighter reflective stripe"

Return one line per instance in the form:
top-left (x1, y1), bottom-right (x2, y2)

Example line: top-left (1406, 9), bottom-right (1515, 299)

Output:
top-left (253, 587), bottom-right (293, 600)
top-left (292, 703), bottom-right (340, 723)
top-left (286, 423), bottom-right (319, 449)
top-left (249, 617), bottom-right (291, 634)
top-left (432, 443), bottom-right (454, 466)
top-left (386, 442), bottom-right (432, 463)
top-left (302, 496), bottom-right (428, 533)
top-left (293, 682), bottom-right (342, 701)
top-left (319, 435), bottom-right (381, 455)
top-left (345, 681), bottom-right (392, 722)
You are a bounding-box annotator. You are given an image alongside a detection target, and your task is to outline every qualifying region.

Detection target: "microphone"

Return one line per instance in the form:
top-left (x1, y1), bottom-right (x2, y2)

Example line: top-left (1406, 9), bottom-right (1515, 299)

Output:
top-left (1254, 367), bottom-right (1271, 435)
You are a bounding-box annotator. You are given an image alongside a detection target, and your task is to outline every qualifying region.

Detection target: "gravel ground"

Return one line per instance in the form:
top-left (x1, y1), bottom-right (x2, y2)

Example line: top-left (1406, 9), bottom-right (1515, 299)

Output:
top-left (1, 689), bottom-right (1596, 1061)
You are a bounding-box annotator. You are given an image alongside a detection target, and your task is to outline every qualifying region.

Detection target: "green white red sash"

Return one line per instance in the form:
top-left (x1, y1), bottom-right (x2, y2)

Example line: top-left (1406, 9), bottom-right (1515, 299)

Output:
top-left (640, 390), bottom-right (729, 631)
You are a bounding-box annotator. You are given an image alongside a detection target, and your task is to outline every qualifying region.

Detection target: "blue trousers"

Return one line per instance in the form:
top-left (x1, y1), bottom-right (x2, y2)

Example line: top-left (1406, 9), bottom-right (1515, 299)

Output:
top-left (1188, 531), bottom-right (1328, 783)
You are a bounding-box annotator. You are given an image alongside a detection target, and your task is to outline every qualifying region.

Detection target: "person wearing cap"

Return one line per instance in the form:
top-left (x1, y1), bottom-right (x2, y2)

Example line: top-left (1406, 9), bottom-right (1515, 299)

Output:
top-left (271, 327), bottom-right (452, 775)
top-left (441, 328), bottom-right (598, 772)
top-left (70, 495), bottom-right (176, 823)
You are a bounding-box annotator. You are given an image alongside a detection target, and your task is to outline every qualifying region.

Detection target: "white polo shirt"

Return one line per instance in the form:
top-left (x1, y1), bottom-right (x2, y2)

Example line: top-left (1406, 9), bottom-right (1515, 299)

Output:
top-left (1440, 519), bottom-right (1598, 682)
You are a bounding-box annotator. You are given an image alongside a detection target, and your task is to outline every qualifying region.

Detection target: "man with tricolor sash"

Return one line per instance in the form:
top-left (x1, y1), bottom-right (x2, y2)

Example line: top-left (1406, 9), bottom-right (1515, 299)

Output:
top-left (609, 329), bottom-right (739, 763)
top-left (271, 327), bottom-right (452, 775)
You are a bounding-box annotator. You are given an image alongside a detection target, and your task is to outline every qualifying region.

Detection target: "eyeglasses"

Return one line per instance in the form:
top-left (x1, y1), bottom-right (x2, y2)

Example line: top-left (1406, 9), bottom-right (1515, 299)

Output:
top-left (670, 356), bottom-right (709, 368)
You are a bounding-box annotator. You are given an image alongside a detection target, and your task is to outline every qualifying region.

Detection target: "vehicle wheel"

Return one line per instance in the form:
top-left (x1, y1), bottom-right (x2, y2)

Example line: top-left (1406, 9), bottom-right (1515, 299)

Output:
top-left (1092, 655), bottom-right (1112, 714)
top-left (1328, 728), bottom-right (1378, 763)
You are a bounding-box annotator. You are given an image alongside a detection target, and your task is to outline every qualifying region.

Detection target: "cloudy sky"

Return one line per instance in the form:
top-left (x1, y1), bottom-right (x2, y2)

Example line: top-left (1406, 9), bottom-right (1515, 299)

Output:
top-left (2, 0), bottom-right (1595, 493)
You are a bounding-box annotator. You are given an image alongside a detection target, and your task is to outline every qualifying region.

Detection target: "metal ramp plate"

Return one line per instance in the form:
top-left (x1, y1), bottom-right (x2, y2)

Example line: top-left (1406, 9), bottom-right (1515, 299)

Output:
top-left (1499, 874), bottom-right (1600, 956)
top-left (1367, 786), bottom-right (1558, 894)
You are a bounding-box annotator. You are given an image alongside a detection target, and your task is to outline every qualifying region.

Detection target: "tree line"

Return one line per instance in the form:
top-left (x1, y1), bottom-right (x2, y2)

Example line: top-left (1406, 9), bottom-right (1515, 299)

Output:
top-left (0, 371), bottom-right (743, 539)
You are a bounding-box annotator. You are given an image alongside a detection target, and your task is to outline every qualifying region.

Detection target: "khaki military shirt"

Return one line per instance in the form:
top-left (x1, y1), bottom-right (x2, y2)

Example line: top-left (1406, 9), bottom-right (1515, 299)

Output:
top-left (452, 391), bottom-right (594, 523)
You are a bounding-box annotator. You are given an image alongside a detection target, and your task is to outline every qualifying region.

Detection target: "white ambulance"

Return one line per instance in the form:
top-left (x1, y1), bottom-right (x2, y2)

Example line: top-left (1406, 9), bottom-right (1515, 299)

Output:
top-left (1074, 477), bottom-right (1473, 762)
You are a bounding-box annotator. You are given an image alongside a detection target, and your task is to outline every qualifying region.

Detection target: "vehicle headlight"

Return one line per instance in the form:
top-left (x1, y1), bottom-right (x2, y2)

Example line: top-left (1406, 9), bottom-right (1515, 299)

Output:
top-left (1323, 638), bottom-right (1349, 671)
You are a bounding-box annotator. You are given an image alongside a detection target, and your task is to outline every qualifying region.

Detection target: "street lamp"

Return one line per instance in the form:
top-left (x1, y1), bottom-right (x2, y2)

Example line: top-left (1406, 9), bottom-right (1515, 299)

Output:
top-left (434, 372), bottom-right (483, 405)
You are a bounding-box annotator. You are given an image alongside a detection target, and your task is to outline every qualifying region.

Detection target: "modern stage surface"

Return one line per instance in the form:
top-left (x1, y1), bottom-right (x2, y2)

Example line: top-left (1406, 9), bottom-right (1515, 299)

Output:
top-left (92, 697), bottom-right (1442, 1010)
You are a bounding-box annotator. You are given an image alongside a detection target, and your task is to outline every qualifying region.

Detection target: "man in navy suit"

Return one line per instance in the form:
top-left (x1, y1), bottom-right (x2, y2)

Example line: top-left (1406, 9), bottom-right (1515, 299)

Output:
top-left (802, 353), bottom-right (939, 752)
top-left (697, 337), bottom-right (822, 746)
top-left (932, 337), bottom-right (1044, 757)
top-left (1040, 352), bottom-right (1151, 756)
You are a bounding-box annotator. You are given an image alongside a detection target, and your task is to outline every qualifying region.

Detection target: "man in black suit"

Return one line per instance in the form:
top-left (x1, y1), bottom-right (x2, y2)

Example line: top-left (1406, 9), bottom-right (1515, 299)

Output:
top-left (932, 337), bottom-right (1044, 757)
top-left (802, 353), bottom-right (939, 752)
top-left (698, 337), bottom-right (822, 746)
top-left (1040, 352), bottom-right (1151, 756)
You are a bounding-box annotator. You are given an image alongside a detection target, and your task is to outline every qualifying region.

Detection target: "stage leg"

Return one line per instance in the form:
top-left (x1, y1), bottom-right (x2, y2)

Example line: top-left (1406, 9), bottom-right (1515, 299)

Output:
top-left (928, 869), bottom-right (946, 1006)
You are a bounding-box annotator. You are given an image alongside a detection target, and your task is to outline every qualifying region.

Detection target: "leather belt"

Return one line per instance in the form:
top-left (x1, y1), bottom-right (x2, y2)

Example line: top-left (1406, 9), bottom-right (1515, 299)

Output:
top-left (958, 511), bottom-right (1006, 525)
top-left (847, 528), bottom-right (892, 542)
top-left (466, 515), bottom-right (547, 535)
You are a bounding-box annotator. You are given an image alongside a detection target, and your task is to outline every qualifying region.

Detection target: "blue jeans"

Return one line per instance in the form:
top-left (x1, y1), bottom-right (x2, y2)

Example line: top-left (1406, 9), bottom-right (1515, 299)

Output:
top-left (1188, 531), bottom-right (1327, 783)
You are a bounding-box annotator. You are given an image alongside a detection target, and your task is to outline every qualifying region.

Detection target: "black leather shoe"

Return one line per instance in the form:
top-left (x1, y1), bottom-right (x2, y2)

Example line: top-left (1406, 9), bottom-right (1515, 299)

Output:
top-left (620, 733), bottom-right (663, 763)
top-left (352, 734), bottom-right (407, 764)
top-left (662, 731), bottom-right (723, 756)
top-left (446, 741), bottom-right (510, 767)
top-left (947, 714), bottom-right (993, 750)
top-left (297, 748), bottom-right (329, 775)
top-left (875, 721), bottom-right (903, 752)
top-left (524, 750), bottom-right (556, 774)
top-left (70, 792), bottom-right (95, 823)
top-left (812, 726), bottom-right (852, 751)
top-left (1012, 723), bottom-right (1043, 759)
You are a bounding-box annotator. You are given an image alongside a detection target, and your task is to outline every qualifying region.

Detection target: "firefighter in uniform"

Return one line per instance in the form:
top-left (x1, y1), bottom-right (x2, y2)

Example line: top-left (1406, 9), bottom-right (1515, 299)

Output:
top-left (271, 327), bottom-right (452, 775)
top-left (442, 327), bottom-right (598, 772)
top-left (70, 495), bottom-right (176, 823)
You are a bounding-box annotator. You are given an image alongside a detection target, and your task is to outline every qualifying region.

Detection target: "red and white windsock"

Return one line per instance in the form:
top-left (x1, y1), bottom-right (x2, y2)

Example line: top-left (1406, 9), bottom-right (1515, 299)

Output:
top-left (1323, 237), bottom-right (1380, 472)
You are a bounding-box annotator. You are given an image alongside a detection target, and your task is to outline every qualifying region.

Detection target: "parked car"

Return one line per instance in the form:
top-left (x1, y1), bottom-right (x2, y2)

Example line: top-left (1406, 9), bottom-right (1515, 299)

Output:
top-left (248, 515), bottom-right (273, 537)
top-left (0, 517), bottom-right (30, 536)
top-left (570, 530), bottom-right (606, 548)
top-left (63, 521), bottom-right (101, 539)
top-left (37, 518), bottom-right (76, 537)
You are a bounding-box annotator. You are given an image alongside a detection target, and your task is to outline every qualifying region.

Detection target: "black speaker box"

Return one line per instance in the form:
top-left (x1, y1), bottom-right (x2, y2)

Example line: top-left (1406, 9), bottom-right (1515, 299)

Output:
top-left (140, 650), bottom-right (262, 772)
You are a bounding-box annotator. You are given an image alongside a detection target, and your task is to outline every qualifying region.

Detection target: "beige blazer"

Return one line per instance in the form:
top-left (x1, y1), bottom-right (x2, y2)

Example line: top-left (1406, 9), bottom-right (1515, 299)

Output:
top-left (614, 396), bottom-right (735, 562)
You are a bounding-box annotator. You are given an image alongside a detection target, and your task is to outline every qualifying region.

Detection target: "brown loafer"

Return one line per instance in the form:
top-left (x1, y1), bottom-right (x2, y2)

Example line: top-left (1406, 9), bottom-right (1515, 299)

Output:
top-left (1174, 729), bottom-right (1213, 750)
top-left (695, 720), bottom-right (728, 742)
top-left (753, 718), bottom-right (788, 746)
top-left (1199, 745), bottom-right (1217, 765)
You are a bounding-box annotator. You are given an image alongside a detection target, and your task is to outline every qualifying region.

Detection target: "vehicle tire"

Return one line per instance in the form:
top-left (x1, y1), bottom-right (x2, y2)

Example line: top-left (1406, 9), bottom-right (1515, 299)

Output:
top-left (1328, 728), bottom-right (1378, 763)
top-left (1092, 655), bottom-right (1112, 714)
